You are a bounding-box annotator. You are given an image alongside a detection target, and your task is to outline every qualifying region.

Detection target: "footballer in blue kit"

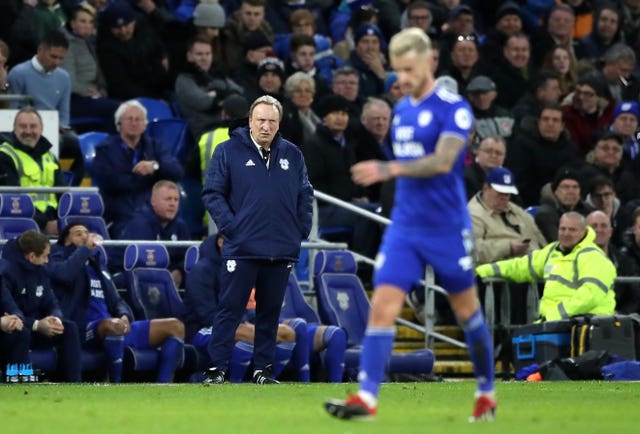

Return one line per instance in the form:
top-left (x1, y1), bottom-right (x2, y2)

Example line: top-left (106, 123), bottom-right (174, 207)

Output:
top-left (325, 28), bottom-right (497, 422)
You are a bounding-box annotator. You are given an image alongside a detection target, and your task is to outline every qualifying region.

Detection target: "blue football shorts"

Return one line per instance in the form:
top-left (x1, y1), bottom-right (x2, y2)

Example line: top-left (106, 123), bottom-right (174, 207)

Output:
top-left (373, 224), bottom-right (476, 294)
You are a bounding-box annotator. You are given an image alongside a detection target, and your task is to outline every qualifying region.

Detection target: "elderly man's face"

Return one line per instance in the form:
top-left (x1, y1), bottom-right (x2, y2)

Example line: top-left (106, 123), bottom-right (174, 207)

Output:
top-left (361, 103), bottom-right (391, 143)
top-left (119, 106), bottom-right (146, 140)
top-left (476, 138), bottom-right (506, 171)
top-left (557, 213), bottom-right (586, 250)
top-left (586, 212), bottom-right (612, 248)
top-left (468, 91), bottom-right (496, 111)
top-left (14, 112), bottom-right (43, 148)
top-left (482, 184), bottom-right (511, 213)
top-left (249, 103), bottom-right (280, 148)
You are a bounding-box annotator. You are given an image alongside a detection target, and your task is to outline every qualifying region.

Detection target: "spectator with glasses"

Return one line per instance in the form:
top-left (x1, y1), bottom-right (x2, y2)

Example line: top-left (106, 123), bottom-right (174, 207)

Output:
top-left (331, 66), bottom-right (366, 129)
top-left (585, 176), bottom-right (625, 247)
top-left (490, 32), bottom-right (532, 109)
top-left (464, 136), bottom-right (507, 200)
top-left (442, 33), bottom-right (486, 94)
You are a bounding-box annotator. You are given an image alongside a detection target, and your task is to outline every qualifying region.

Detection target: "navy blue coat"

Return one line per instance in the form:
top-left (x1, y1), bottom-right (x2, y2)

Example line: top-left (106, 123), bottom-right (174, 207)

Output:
top-left (202, 126), bottom-right (313, 261)
top-left (0, 239), bottom-right (62, 330)
top-left (0, 280), bottom-right (23, 319)
top-left (47, 244), bottom-right (132, 334)
top-left (182, 235), bottom-right (221, 341)
top-left (92, 133), bottom-right (184, 237)
top-left (120, 205), bottom-right (191, 272)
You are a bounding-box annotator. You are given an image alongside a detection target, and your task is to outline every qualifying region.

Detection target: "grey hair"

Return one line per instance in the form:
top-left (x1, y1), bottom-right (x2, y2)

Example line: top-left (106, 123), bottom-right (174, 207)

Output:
top-left (604, 43), bottom-right (636, 65)
top-left (114, 99), bottom-right (148, 131)
top-left (284, 72), bottom-right (316, 98)
top-left (249, 95), bottom-right (283, 120)
top-left (389, 27), bottom-right (431, 58)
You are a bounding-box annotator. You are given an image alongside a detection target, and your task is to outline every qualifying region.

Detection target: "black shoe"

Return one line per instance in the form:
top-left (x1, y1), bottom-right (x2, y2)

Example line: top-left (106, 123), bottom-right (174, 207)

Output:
top-left (202, 367), bottom-right (226, 384)
top-left (252, 364), bottom-right (279, 384)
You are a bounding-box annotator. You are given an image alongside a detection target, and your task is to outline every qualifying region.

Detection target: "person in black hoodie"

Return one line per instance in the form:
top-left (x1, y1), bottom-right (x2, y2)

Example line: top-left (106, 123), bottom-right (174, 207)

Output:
top-left (0, 230), bottom-right (81, 382)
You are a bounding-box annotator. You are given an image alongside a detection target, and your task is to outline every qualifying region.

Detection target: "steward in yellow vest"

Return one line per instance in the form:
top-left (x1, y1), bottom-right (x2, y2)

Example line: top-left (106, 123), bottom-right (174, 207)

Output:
top-left (476, 211), bottom-right (616, 321)
top-left (0, 107), bottom-right (64, 234)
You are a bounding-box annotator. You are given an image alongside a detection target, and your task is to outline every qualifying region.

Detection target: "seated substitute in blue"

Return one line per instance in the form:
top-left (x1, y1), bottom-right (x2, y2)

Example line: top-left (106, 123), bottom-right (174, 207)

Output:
top-left (119, 180), bottom-right (191, 288)
top-left (48, 222), bottom-right (185, 383)
top-left (0, 230), bottom-right (82, 382)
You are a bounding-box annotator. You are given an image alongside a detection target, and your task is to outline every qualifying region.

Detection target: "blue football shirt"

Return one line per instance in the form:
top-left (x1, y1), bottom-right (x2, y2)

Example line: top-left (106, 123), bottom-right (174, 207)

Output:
top-left (389, 86), bottom-right (474, 231)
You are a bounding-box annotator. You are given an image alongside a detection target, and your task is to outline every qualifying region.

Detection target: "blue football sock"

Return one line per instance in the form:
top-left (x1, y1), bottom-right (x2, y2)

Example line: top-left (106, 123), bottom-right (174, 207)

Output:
top-left (287, 318), bottom-right (310, 382)
top-left (157, 337), bottom-right (184, 383)
top-left (358, 327), bottom-right (395, 399)
top-left (322, 326), bottom-right (346, 383)
top-left (460, 309), bottom-right (494, 394)
top-left (229, 341), bottom-right (253, 383)
top-left (103, 335), bottom-right (125, 383)
top-left (273, 341), bottom-right (295, 377)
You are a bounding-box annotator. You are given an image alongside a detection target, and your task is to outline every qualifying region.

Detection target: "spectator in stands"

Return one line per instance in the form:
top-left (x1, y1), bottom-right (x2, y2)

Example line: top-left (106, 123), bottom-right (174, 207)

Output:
top-left (599, 43), bottom-right (640, 103)
top-left (464, 136), bottom-right (507, 201)
top-left (284, 34), bottom-right (331, 102)
top-left (588, 210), bottom-right (640, 314)
top-left (175, 35), bottom-right (242, 140)
top-left (347, 23), bottom-right (387, 99)
top-left (233, 30), bottom-right (274, 103)
top-left (279, 72), bottom-right (321, 147)
top-left (542, 44), bottom-right (579, 98)
top-left (0, 107), bottom-right (64, 235)
top-left (491, 33), bottom-right (532, 109)
top-left (575, 2), bottom-right (622, 62)
top-left (332, 1), bottom-right (379, 61)
top-left (120, 180), bottom-right (190, 288)
top-left (481, 1), bottom-right (523, 67)
top-left (303, 93), bottom-right (381, 259)
top-left (96, 0), bottom-right (171, 100)
top-left (183, 234), bottom-right (309, 381)
top-left (563, 0), bottom-right (595, 40)
top-left (7, 29), bottom-right (84, 185)
top-left (531, 4), bottom-right (577, 68)
top-left (512, 71), bottom-right (563, 133)
top-left (465, 76), bottom-right (514, 147)
top-left (0, 274), bottom-right (30, 374)
top-left (221, 0), bottom-right (273, 71)
top-left (585, 175), bottom-right (624, 247)
top-left (562, 71), bottom-right (615, 157)
top-left (476, 211), bottom-right (616, 321)
top-left (331, 66), bottom-right (366, 128)
top-left (0, 230), bottom-right (82, 382)
top-left (609, 101), bottom-right (640, 173)
top-left (61, 3), bottom-right (120, 133)
top-left (9, 0), bottom-right (66, 66)
top-left (92, 99), bottom-right (184, 238)
top-left (469, 166), bottom-right (547, 265)
top-left (437, 4), bottom-right (476, 73)
top-left (252, 56), bottom-right (286, 102)
top-left (443, 34), bottom-right (485, 94)
top-left (200, 95), bottom-right (313, 385)
top-left (536, 168), bottom-right (594, 242)
top-left (507, 104), bottom-right (581, 207)
top-left (48, 221), bottom-right (185, 382)
top-left (194, 94), bottom-right (249, 183)
top-left (622, 0), bottom-right (640, 50)
top-left (579, 131), bottom-right (639, 204)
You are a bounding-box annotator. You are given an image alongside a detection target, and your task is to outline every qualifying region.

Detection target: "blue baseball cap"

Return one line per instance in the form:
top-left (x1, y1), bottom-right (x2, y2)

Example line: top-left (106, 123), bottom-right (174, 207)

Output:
top-left (486, 167), bottom-right (518, 195)
top-left (614, 101), bottom-right (640, 121)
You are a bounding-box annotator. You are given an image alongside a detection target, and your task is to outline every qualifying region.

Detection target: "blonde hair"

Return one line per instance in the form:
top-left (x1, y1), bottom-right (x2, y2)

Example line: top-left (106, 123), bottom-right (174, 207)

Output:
top-left (389, 28), bottom-right (431, 58)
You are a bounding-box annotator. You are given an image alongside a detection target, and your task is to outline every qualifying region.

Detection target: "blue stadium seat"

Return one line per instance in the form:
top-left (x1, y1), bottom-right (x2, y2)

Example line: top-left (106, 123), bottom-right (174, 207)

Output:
top-left (525, 206), bottom-right (539, 216)
top-left (78, 131), bottom-right (109, 176)
top-left (57, 191), bottom-right (110, 239)
top-left (147, 118), bottom-right (192, 161)
top-left (136, 97), bottom-right (173, 122)
top-left (313, 250), bottom-right (435, 379)
top-left (281, 274), bottom-right (320, 324)
top-left (0, 194), bottom-right (39, 240)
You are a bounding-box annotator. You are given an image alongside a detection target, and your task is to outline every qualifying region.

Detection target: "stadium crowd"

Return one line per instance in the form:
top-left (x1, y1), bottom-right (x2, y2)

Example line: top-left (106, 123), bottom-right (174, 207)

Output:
top-left (2, 0), bottom-right (640, 382)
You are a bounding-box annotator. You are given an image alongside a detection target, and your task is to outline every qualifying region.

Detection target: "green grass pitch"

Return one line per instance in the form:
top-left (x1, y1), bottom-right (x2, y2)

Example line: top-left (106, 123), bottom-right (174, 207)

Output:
top-left (1, 381), bottom-right (637, 434)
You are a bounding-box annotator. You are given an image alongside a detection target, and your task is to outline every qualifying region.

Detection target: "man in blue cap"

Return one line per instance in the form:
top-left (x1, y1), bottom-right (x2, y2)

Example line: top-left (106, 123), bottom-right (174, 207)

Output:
top-left (347, 23), bottom-right (388, 99)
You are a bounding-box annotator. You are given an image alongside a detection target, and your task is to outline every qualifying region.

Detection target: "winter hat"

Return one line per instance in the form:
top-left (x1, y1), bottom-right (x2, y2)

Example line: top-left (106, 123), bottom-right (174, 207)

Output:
top-left (466, 76), bottom-right (497, 93)
top-left (346, 0), bottom-right (375, 11)
top-left (257, 57), bottom-right (285, 80)
top-left (316, 94), bottom-right (350, 118)
top-left (104, 0), bottom-right (135, 28)
top-left (614, 101), bottom-right (640, 121)
top-left (242, 30), bottom-right (272, 53)
top-left (384, 72), bottom-right (397, 93)
top-left (577, 71), bottom-right (609, 98)
top-left (354, 23), bottom-right (385, 47)
top-left (496, 1), bottom-right (522, 21)
top-left (193, 0), bottom-right (226, 29)
top-left (552, 167), bottom-right (581, 192)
